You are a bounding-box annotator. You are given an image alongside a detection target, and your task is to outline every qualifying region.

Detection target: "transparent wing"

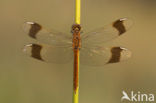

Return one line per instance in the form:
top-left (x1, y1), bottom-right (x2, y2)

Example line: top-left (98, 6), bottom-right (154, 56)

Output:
top-left (80, 46), bottom-right (131, 66)
top-left (81, 18), bottom-right (133, 47)
top-left (23, 43), bottom-right (73, 63)
top-left (23, 22), bottom-right (72, 47)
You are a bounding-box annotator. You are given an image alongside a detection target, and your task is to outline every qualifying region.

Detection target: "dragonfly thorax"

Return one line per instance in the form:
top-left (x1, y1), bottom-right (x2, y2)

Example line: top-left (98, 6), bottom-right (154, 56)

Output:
top-left (72, 24), bottom-right (81, 50)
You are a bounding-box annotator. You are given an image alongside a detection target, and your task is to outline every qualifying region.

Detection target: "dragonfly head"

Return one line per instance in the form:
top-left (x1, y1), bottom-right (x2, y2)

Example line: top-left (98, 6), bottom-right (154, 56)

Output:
top-left (71, 24), bottom-right (81, 33)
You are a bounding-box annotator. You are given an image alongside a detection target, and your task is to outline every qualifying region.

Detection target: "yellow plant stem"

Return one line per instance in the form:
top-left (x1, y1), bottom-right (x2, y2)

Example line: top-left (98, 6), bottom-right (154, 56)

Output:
top-left (73, 49), bottom-right (80, 103)
top-left (73, 87), bottom-right (79, 103)
top-left (75, 0), bottom-right (81, 24)
top-left (73, 0), bottom-right (81, 103)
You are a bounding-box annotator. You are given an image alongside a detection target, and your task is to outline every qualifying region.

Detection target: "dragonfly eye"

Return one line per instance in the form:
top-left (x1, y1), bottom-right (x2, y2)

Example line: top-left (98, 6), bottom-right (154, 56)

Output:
top-left (72, 24), bottom-right (81, 31)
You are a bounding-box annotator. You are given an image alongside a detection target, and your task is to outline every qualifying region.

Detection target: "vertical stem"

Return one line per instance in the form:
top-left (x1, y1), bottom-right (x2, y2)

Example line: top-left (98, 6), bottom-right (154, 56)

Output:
top-left (73, 0), bottom-right (81, 103)
top-left (73, 49), bottom-right (80, 103)
top-left (75, 0), bottom-right (81, 24)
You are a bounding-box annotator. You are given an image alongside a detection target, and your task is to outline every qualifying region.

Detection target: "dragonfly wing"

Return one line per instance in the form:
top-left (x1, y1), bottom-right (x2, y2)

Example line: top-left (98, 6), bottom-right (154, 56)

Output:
top-left (81, 18), bottom-right (133, 47)
top-left (23, 22), bottom-right (72, 47)
top-left (80, 46), bottom-right (131, 66)
top-left (23, 43), bottom-right (73, 63)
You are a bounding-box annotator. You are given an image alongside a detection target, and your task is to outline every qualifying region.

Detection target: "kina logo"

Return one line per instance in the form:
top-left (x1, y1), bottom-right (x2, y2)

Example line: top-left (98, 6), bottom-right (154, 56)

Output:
top-left (121, 90), bottom-right (154, 102)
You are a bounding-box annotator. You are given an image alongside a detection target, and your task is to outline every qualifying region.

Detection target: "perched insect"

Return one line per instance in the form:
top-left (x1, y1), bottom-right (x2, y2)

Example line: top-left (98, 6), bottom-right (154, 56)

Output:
top-left (23, 18), bottom-right (132, 66)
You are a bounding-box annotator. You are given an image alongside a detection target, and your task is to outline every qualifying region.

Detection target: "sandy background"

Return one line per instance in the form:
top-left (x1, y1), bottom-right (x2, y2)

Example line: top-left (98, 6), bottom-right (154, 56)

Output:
top-left (0, 0), bottom-right (156, 103)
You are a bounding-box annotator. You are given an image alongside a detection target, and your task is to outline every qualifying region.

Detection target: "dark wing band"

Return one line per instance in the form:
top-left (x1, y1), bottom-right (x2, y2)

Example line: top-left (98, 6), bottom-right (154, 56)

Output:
top-left (28, 22), bottom-right (42, 39)
top-left (113, 18), bottom-right (126, 35)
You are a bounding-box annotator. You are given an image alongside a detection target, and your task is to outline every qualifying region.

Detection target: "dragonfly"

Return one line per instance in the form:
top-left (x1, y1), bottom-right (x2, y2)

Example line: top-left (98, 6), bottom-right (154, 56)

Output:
top-left (23, 18), bottom-right (132, 66)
